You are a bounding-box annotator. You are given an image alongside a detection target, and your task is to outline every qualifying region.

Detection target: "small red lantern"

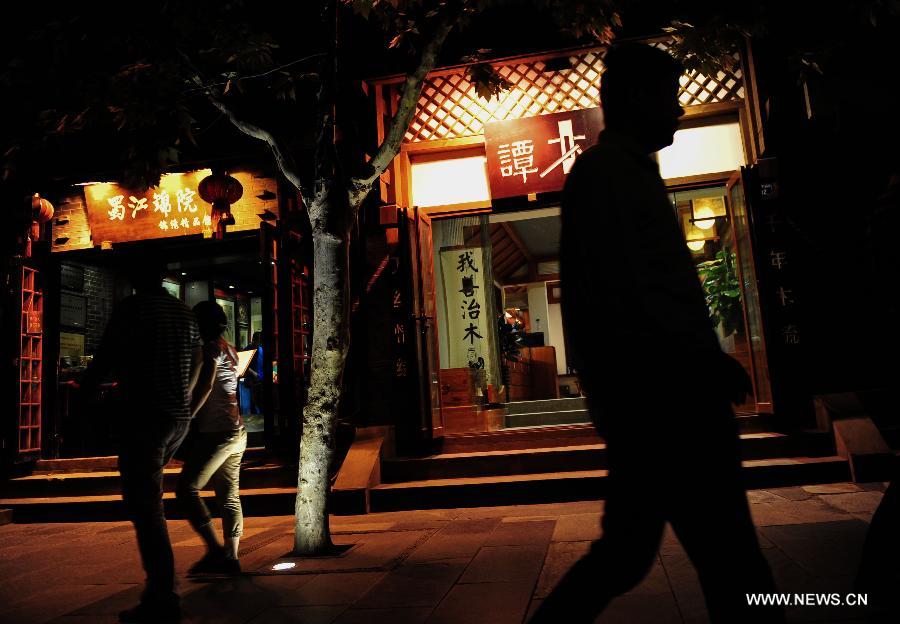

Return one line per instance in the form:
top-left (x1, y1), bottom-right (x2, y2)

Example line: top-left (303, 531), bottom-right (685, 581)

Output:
top-left (22, 193), bottom-right (55, 257)
top-left (198, 172), bottom-right (243, 239)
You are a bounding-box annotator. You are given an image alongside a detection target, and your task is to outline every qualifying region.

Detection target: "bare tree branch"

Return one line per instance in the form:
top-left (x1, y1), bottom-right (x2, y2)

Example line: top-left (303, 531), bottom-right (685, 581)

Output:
top-left (181, 52), bottom-right (326, 94)
top-left (353, 14), bottom-right (456, 188)
top-left (178, 51), bottom-right (309, 209)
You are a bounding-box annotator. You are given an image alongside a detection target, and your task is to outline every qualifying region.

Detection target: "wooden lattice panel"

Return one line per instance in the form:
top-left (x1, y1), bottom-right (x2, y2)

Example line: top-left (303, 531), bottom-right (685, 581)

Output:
top-left (651, 41), bottom-right (745, 108)
top-left (400, 45), bottom-right (744, 143)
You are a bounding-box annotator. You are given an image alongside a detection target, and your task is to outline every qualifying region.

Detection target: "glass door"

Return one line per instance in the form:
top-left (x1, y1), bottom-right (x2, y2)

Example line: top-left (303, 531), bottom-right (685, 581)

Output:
top-left (727, 172), bottom-right (773, 412)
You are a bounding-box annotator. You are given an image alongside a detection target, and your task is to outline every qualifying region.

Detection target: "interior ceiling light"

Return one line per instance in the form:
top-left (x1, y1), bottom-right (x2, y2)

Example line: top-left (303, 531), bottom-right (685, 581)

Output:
top-left (690, 197), bottom-right (727, 230)
top-left (686, 240), bottom-right (706, 251)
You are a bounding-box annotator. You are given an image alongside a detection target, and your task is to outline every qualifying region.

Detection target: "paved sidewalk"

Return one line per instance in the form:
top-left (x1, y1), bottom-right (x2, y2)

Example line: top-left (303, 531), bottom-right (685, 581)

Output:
top-left (0, 482), bottom-right (894, 624)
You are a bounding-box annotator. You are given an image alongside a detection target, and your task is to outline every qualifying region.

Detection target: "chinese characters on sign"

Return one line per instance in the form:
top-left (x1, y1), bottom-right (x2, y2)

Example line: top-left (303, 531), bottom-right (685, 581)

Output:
top-left (440, 246), bottom-right (493, 373)
top-left (485, 107), bottom-right (602, 199)
top-left (103, 189), bottom-right (213, 233)
top-left (391, 285), bottom-right (409, 379)
top-left (79, 170), bottom-right (266, 246)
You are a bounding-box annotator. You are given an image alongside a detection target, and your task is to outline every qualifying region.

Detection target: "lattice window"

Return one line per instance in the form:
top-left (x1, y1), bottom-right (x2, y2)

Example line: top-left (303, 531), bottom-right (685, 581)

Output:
top-left (398, 44), bottom-right (744, 143)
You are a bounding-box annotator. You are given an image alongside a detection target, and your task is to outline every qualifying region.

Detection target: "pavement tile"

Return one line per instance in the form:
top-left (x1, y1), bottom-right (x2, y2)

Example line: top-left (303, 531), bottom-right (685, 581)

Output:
top-left (173, 526), bottom-right (269, 547)
top-left (245, 605), bottom-right (347, 624)
top-left (817, 492), bottom-right (884, 515)
top-left (1, 582), bottom-right (135, 624)
top-left (599, 591), bottom-right (684, 624)
top-left (658, 542), bottom-right (709, 624)
top-left (760, 520), bottom-right (869, 578)
top-left (437, 518), bottom-right (500, 535)
top-left (255, 572), bottom-right (385, 606)
top-left (404, 520), bottom-right (498, 563)
top-left (457, 501), bottom-right (603, 519)
top-left (750, 499), bottom-right (851, 526)
top-left (748, 489), bottom-right (790, 504)
top-left (261, 530), bottom-right (431, 573)
top-left (334, 607), bottom-right (433, 624)
top-left (68, 585), bottom-right (148, 616)
top-left (484, 519), bottom-right (556, 546)
top-left (458, 545), bottom-right (546, 584)
top-left (803, 483), bottom-right (862, 495)
top-left (534, 541), bottom-right (591, 599)
top-left (330, 522), bottom-right (396, 533)
top-left (765, 487), bottom-right (814, 501)
top-left (550, 512), bottom-right (603, 542)
top-left (426, 581), bottom-right (534, 624)
top-left (181, 578), bottom-right (282, 623)
top-left (354, 560), bottom-right (468, 609)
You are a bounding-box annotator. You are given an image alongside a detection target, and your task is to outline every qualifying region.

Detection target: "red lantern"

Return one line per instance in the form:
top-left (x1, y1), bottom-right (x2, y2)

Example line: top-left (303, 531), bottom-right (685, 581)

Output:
top-left (198, 172), bottom-right (243, 239)
top-left (23, 193), bottom-right (55, 256)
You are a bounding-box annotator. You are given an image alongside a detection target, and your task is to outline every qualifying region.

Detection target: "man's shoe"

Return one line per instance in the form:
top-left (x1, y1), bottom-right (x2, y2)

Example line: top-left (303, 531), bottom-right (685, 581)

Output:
top-left (221, 557), bottom-right (242, 576)
top-left (119, 601), bottom-right (181, 624)
top-left (187, 549), bottom-right (226, 576)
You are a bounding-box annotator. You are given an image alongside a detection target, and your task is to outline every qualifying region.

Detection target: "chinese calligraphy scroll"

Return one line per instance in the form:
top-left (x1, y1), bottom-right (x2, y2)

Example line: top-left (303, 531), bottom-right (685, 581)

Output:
top-left (440, 246), bottom-right (494, 375)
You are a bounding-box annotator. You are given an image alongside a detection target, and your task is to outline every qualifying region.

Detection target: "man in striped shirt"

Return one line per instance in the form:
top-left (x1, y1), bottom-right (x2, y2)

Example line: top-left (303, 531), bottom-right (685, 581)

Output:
top-left (81, 262), bottom-right (202, 624)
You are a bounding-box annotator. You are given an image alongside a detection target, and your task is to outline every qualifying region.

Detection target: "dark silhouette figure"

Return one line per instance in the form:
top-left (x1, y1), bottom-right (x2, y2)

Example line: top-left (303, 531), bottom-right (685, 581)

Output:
top-left (856, 172), bottom-right (900, 615)
top-left (530, 45), bottom-right (783, 623)
top-left (177, 301), bottom-right (246, 577)
top-left (80, 262), bottom-right (202, 624)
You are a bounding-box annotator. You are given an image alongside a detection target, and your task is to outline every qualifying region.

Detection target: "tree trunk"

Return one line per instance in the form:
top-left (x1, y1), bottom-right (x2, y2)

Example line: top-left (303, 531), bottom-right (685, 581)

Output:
top-left (293, 207), bottom-right (352, 555)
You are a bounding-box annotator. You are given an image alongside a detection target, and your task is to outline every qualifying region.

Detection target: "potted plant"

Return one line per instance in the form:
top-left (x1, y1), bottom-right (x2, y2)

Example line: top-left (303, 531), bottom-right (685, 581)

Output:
top-left (696, 248), bottom-right (744, 347)
top-left (496, 314), bottom-right (525, 403)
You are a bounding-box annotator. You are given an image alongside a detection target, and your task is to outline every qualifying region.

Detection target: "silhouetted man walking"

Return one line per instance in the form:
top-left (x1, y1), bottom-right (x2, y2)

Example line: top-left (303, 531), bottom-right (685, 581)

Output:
top-left (80, 262), bottom-right (202, 623)
top-left (530, 44), bottom-right (782, 623)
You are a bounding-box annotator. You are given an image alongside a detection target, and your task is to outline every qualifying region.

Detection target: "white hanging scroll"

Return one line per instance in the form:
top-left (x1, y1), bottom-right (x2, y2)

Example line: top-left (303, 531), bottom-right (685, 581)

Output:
top-left (439, 246), bottom-right (494, 375)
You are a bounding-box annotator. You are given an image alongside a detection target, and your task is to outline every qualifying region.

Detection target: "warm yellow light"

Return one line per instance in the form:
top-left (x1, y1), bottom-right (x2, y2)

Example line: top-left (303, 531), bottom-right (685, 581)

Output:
top-left (87, 183), bottom-right (116, 201)
top-left (410, 152), bottom-right (490, 208)
top-left (693, 206), bottom-right (717, 230)
top-left (686, 240), bottom-right (706, 251)
top-left (691, 197), bottom-right (727, 230)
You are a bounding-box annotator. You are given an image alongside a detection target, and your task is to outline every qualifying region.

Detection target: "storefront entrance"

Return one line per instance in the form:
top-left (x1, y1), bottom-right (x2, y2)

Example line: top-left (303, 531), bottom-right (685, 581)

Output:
top-left (428, 207), bottom-right (586, 434)
top-left (423, 173), bottom-right (771, 436)
top-left (48, 227), bottom-right (310, 458)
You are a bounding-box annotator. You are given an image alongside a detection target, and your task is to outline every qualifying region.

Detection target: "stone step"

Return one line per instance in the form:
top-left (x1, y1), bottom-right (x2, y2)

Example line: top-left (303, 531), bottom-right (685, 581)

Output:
top-left (384, 431), bottom-right (835, 483)
top-left (382, 444), bottom-right (608, 483)
top-left (0, 462), bottom-right (296, 499)
top-left (504, 409), bottom-right (591, 428)
top-left (503, 397), bottom-right (587, 415)
top-left (441, 424), bottom-right (600, 453)
top-left (369, 455), bottom-right (854, 512)
top-left (32, 447), bottom-right (269, 474)
top-left (0, 487), bottom-right (298, 524)
top-left (0, 453), bottom-right (862, 522)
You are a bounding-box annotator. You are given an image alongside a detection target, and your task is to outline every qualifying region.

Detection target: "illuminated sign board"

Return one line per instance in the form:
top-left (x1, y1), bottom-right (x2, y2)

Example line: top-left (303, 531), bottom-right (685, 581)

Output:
top-left (484, 107), bottom-right (603, 199)
top-left (81, 170), bottom-right (216, 244)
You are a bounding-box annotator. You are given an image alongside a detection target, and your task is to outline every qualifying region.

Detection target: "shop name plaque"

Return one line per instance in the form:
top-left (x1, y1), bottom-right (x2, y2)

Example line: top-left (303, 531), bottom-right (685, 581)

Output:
top-left (484, 107), bottom-right (603, 199)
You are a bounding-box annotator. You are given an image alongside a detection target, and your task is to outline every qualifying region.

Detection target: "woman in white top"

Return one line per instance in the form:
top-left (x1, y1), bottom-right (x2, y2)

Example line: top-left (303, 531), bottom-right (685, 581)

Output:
top-left (176, 301), bottom-right (246, 575)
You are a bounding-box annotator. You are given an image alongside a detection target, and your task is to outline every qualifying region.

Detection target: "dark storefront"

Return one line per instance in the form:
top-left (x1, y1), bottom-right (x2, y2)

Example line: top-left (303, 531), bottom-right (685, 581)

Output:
top-left (7, 166), bottom-right (312, 462)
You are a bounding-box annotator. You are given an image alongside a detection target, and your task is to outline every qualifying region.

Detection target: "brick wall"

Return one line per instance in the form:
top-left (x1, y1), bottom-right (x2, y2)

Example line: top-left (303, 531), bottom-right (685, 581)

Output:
top-left (60, 262), bottom-right (115, 355)
top-left (52, 195), bottom-right (93, 252)
top-left (82, 264), bottom-right (115, 355)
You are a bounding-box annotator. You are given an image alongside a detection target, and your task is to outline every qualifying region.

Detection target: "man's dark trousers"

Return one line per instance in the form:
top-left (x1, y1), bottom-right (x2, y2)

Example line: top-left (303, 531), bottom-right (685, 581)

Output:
top-left (532, 368), bottom-right (782, 623)
top-left (118, 416), bottom-right (191, 605)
